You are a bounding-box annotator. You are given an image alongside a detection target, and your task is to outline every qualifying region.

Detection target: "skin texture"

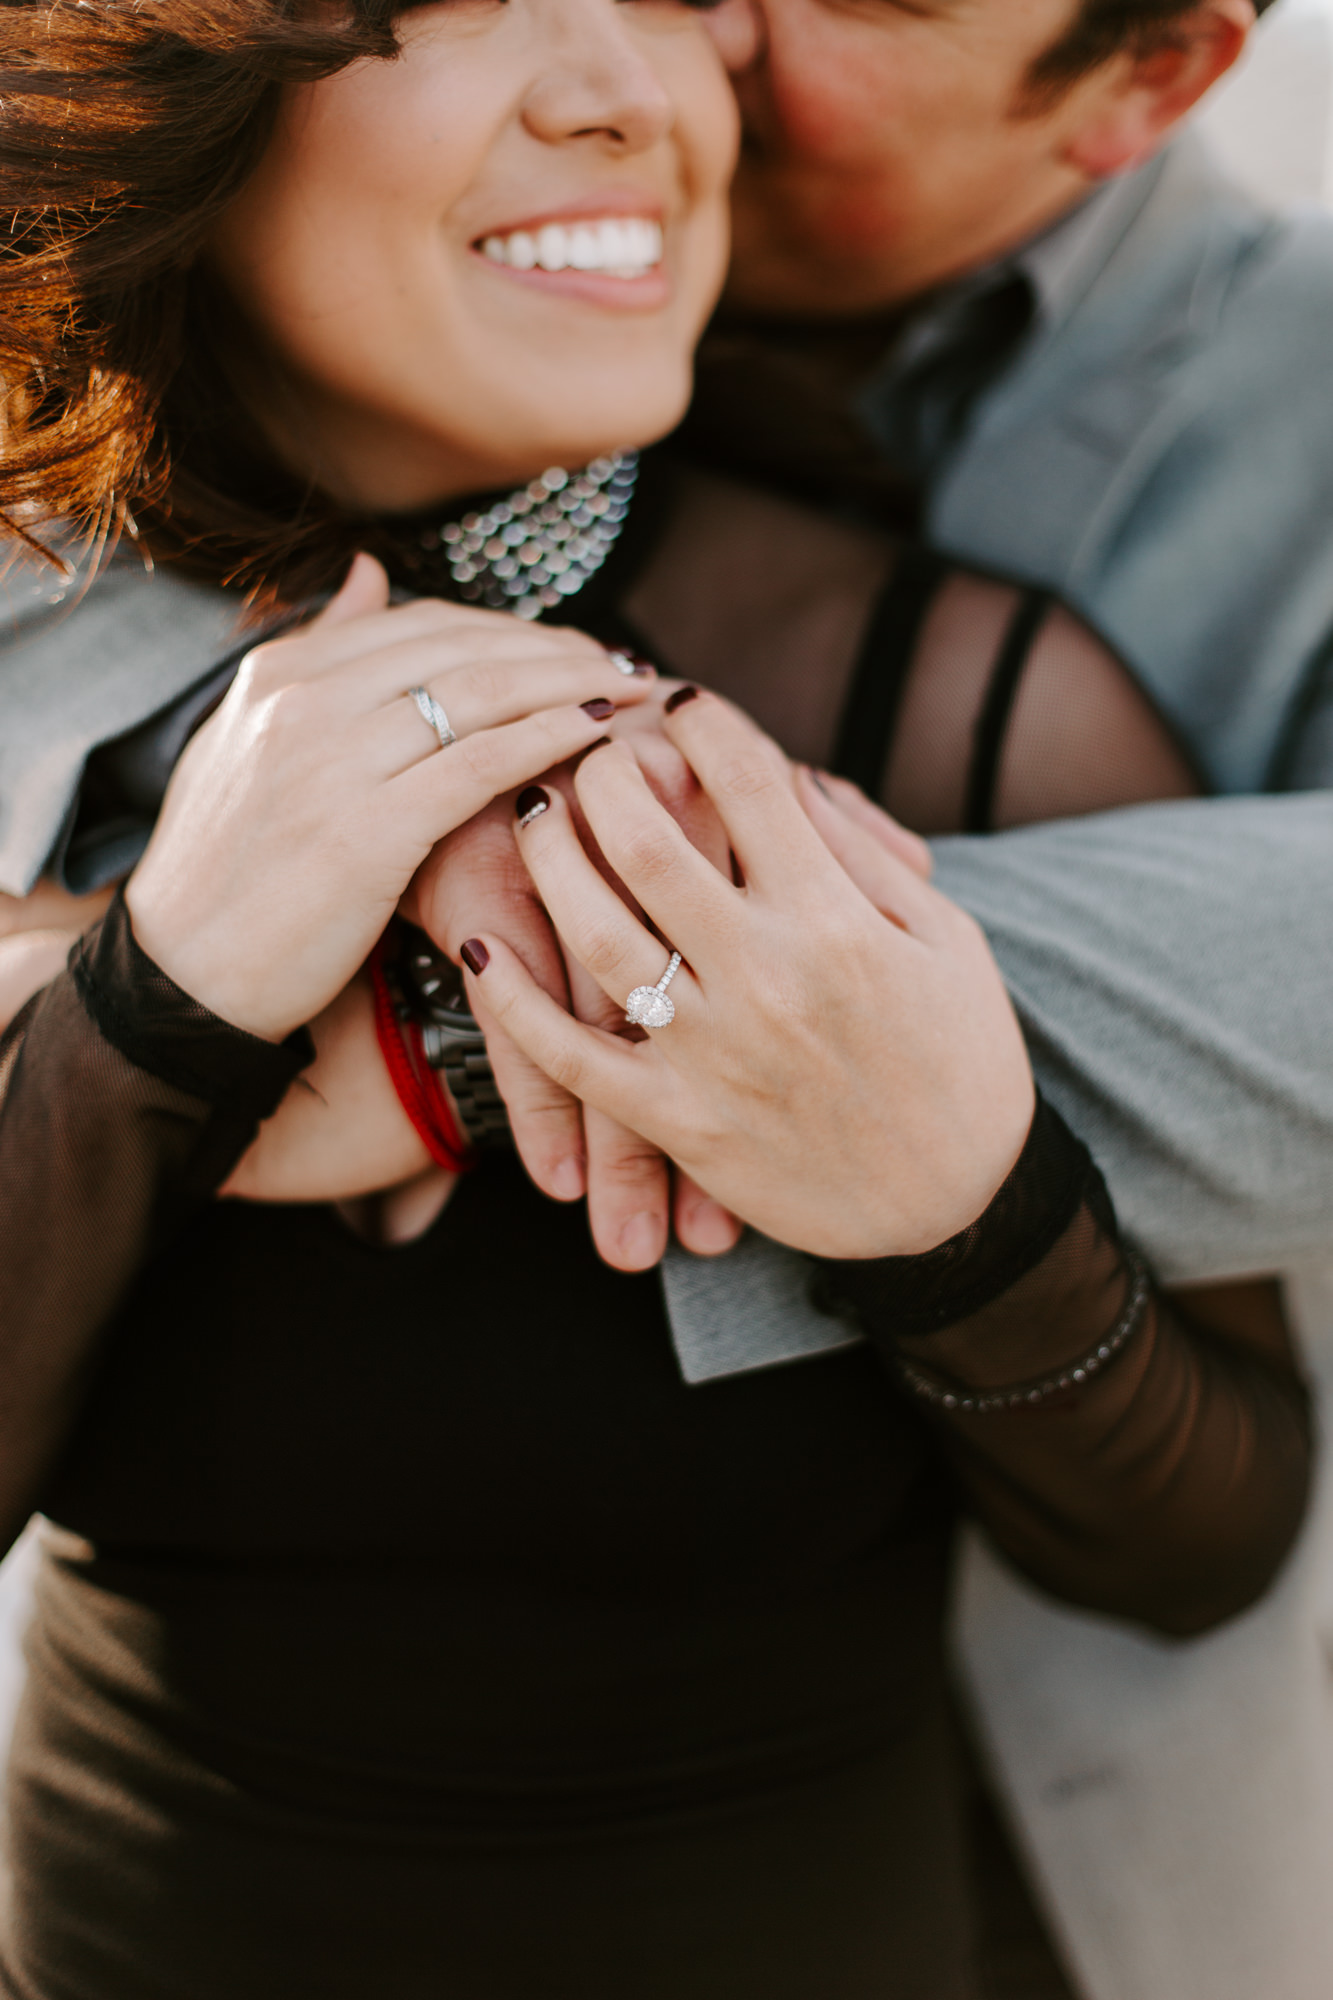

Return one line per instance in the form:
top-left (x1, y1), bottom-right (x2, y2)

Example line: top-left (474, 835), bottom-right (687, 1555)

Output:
top-left (704, 0), bottom-right (1253, 315)
top-left (465, 698), bottom-right (1034, 1256)
top-left (125, 557), bottom-right (657, 1038)
top-left (210, 0), bottom-right (736, 510)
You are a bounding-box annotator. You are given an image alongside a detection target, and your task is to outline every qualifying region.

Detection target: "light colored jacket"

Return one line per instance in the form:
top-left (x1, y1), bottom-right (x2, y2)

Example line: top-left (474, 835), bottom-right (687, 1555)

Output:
top-left (898, 134), bottom-right (1333, 2000)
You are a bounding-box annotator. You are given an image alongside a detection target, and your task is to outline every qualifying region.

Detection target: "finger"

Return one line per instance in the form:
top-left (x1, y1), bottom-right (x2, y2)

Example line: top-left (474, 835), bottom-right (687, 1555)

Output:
top-left (306, 551), bottom-right (391, 629)
top-left (407, 810), bottom-right (589, 1200)
top-left (583, 1105), bottom-right (671, 1273)
top-left (792, 765), bottom-right (939, 933)
top-left (800, 768), bottom-right (933, 879)
top-left (360, 663), bottom-right (650, 780)
top-left (567, 740), bottom-right (745, 956)
top-left (387, 706), bottom-right (635, 845)
top-left (459, 933), bottom-right (658, 1136)
top-left (469, 1006), bottom-right (588, 1202)
top-left (672, 1169), bottom-right (743, 1257)
top-left (559, 948), bottom-right (672, 1266)
top-left (659, 687), bottom-right (840, 900)
top-left (630, 730), bottom-right (733, 879)
top-left (513, 777), bottom-right (706, 1016)
top-left (247, 588), bottom-right (611, 686)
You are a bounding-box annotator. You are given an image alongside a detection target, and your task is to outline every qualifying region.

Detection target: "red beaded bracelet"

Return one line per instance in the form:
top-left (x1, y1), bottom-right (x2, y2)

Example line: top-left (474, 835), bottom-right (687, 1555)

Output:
top-left (369, 931), bottom-right (474, 1175)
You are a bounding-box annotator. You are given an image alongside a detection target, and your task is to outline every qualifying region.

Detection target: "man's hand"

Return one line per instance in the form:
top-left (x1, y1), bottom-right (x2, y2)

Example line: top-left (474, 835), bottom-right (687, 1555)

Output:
top-left (404, 699), bottom-right (745, 1271)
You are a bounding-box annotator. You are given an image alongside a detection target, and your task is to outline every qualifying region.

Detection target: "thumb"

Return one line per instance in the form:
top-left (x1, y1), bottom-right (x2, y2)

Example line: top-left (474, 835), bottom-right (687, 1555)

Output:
top-left (310, 551), bottom-right (390, 629)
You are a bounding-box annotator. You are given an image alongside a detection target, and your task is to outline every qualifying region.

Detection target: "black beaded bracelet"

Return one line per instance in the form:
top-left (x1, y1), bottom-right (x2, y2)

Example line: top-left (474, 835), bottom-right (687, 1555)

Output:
top-left (894, 1251), bottom-right (1151, 1415)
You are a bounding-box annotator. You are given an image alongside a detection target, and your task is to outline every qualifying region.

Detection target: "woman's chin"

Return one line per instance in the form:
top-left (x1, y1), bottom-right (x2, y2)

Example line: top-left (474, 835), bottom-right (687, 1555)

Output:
top-left (477, 369), bottom-right (694, 480)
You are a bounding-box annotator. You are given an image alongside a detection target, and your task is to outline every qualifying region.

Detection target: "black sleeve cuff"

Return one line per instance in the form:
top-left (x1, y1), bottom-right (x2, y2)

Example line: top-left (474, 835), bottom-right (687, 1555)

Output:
top-left (70, 888), bottom-right (314, 1123)
top-left (815, 1093), bottom-right (1116, 1341)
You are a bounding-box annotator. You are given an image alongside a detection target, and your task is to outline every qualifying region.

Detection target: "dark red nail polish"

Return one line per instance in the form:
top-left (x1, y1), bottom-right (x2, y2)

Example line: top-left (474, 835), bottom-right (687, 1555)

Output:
top-left (573, 735), bottom-right (612, 768)
top-left (606, 649), bottom-right (656, 678)
top-left (460, 939), bottom-right (489, 976)
top-left (664, 685), bottom-right (699, 714)
top-left (515, 786), bottom-right (550, 825)
top-left (581, 698), bottom-right (616, 721)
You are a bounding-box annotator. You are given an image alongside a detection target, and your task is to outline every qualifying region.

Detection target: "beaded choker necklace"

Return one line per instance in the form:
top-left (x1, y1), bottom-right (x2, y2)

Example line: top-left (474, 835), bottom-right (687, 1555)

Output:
top-left (419, 450), bottom-right (639, 621)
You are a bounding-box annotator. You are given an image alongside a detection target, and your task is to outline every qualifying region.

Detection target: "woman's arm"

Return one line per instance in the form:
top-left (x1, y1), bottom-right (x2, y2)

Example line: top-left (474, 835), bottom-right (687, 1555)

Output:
top-left (470, 691), bottom-right (1311, 1636)
top-left (0, 897), bottom-right (314, 1553)
top-left (0, 559), bottom-right (656, 1544)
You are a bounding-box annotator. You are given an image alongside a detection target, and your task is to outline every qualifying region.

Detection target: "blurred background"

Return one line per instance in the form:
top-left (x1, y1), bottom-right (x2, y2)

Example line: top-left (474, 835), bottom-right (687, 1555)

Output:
top-left (1193, 0), bottom-right (1333, 208)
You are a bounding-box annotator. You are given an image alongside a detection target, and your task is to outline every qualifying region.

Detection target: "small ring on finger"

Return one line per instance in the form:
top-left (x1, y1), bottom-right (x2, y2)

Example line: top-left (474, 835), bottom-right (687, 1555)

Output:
top-left (409, 684), bottom-right (457, 750)
top-left (626, 950), bottom-right (682, 1029)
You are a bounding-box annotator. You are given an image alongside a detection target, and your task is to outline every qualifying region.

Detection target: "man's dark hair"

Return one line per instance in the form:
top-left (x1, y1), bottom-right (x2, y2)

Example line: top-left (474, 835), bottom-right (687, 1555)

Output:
top-left (1028, 0), bottom-right (1273, 100)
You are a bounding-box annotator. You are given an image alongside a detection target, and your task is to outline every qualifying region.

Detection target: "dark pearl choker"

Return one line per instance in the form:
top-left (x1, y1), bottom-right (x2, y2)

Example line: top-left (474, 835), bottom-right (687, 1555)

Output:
top-left (418, 450), bottom-right (639, 620)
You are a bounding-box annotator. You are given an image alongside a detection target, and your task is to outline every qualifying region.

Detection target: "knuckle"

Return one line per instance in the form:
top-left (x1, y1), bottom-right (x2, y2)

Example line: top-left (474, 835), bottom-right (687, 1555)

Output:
top-left (455, 658), bottom-right (511, 714)
top-left (620, 822), bottom-right (679, 883)
top-left (577, 919), bottom-right (634, 979)
top-left (716, 749), bottom-right (783, 805)
top-left (456, 729), bottom-right (504, 787)
top-left (542, 1040), bottom-right (589, 1096)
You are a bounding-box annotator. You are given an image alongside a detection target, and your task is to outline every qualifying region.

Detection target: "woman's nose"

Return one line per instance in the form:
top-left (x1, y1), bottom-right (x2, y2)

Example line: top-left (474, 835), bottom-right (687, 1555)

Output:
top-left (521, 0), bottom-right (676, 152)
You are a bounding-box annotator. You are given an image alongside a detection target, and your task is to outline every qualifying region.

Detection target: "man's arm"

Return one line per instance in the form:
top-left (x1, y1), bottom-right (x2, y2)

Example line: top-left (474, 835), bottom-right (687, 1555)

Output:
top-left (931, 791), bottom-right (1333, 1283)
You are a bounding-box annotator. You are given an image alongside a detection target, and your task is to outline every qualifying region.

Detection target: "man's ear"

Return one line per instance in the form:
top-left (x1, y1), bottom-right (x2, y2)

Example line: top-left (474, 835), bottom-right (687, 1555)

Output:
top-left (1060, 0), bottom-right (1254, 179)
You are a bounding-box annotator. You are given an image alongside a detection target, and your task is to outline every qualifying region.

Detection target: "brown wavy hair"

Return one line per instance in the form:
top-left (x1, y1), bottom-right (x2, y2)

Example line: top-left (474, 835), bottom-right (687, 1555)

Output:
top-left (0, 0), bottom-right (418, 607)
top-left (0, 0), bottom-right (1264, 608)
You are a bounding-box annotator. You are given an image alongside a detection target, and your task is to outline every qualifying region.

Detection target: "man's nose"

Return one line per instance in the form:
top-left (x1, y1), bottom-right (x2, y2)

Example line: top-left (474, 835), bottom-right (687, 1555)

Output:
top-left (702, 0), bottom-right (766, 76)
top-left (521, 0), bottom-right (676, 152)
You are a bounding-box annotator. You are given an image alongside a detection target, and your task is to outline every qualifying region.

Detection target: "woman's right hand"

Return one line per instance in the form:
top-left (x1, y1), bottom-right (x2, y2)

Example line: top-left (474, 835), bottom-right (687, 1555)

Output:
top-left (125, 554), bottom-right (653, 1041)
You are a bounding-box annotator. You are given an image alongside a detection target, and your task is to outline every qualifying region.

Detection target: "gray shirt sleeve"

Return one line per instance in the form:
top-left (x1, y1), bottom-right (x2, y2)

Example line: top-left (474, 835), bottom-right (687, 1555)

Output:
top-left (931, 793), bottom-right (1333, 1282)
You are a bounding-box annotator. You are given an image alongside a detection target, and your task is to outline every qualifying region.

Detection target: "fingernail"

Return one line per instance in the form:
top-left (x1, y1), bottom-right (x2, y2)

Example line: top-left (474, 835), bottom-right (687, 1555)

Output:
top-left (607, 650), bottom-right (655, 678)
top-left (573, 734), bottom-right (612, 768)
top-left (619, 1210), bottom-right (665, 1269)
top-left (460, 939), bottom-right (489, 976)
top-left (689, 1200), bottom-right (742, 1257)
top-left (664, 685), bottom-right (699, 714)
top-left (581, 698), bottom-right (617, 721)
top-left (515, 786), bottom-right (550, 827)
top-left (810, 768), bottom-right (833, 801)
top-left (551, 1155), bottom-right (585, 1201)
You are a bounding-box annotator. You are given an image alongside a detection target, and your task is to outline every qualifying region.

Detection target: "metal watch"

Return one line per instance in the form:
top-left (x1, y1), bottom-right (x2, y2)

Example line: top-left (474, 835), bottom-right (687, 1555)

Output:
top-left (396, 928), bottom-right (512, 1151)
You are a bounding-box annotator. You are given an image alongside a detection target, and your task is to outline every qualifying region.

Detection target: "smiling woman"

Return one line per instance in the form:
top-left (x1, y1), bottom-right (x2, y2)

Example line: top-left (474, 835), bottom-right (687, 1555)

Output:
top-left (0, 0), bottom-right (734, 598)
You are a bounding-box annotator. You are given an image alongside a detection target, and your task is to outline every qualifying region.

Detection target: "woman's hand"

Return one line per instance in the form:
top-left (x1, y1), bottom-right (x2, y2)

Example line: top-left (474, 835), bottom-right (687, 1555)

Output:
top-left (125, 555), bottom-right (654, 1040)
top-left (460, 688), bottom-right (1035, 1260)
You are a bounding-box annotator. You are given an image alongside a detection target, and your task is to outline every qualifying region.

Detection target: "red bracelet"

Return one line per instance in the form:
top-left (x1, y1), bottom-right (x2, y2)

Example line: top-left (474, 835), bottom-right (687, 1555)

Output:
top-left (369, 932), bottom-right (475, 1175)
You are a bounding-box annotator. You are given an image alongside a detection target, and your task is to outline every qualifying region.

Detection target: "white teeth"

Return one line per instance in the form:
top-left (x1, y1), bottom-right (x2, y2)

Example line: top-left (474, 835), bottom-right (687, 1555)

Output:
top-left (477, 216), bottom-right (663, 278)
top-left (536, 223), bottom-right (567, 272)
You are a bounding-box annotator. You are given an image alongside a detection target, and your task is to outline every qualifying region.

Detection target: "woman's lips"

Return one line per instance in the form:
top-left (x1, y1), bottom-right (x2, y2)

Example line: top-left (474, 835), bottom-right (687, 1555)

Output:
top-left (471, 215), bottom-right (670, 311)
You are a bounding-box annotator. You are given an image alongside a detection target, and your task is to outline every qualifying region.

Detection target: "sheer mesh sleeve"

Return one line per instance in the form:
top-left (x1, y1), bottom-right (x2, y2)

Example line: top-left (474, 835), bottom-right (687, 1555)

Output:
top-left (0, 891), bottom-right (313, 1553)
top-left (819, 1098), bottom-right (1311, 1637)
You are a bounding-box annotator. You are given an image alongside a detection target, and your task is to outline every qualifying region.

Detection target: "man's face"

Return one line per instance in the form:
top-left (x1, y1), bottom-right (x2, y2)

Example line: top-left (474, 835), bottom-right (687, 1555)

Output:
top-left (711, 0), bottom-right (1142, 316)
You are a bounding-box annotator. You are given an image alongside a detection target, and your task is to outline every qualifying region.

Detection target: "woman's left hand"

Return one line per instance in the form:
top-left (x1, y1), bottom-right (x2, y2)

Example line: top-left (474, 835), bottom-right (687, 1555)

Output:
top-left (460, 688), bottom-right (1036, 1260)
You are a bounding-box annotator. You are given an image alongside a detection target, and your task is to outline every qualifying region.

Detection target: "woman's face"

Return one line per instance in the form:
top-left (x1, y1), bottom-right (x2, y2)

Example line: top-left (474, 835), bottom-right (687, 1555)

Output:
top-left (210, 0), bottom-right (737, 512)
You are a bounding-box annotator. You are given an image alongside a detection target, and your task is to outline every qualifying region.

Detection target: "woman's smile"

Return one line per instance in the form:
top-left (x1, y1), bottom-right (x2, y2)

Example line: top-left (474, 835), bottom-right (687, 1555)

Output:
top-left (475, 192), bottom-right (670, 309)
top-left (208, 0), bottom-right (737, 512)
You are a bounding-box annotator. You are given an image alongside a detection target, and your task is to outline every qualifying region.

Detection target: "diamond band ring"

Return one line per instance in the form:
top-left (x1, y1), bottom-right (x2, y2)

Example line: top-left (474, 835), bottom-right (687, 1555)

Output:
top-left (626, 951), bottom-right (682, 1029)
top-left (409, 685), bottom-right (457, 750)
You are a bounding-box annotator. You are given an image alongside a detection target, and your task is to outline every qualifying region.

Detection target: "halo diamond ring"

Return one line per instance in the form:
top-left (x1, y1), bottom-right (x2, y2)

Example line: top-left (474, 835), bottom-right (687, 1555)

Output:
top-left (626, 951), bottom-right (682, 1029)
